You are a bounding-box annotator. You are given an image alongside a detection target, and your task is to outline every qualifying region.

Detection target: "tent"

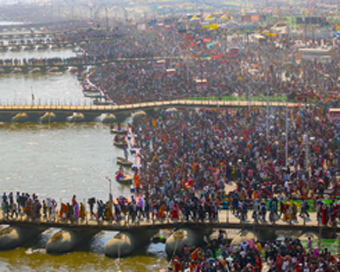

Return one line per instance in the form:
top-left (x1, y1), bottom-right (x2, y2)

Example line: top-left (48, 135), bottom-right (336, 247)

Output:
top-left (205, 14), bottom-right (215, 21)
top-left (190, 15), bottom-right (199, 21)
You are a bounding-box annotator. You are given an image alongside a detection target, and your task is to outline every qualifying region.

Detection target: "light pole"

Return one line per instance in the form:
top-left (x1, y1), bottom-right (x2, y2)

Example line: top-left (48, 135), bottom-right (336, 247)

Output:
top-left (106, 177), bottom-right (112, 203)
top-left (285, 100), bottom-right (288, 168)
top-left (31, 86), bottom-right (34, 106)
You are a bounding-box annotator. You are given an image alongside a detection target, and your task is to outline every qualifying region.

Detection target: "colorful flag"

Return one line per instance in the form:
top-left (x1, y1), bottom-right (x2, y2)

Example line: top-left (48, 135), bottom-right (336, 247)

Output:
top-left (116, 172), bottom-right (122, 181)
top-left (118, 125), bottom-right (121, 131)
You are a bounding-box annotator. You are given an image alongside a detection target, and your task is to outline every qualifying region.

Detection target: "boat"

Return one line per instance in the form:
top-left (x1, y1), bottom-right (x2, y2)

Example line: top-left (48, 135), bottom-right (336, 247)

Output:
top-left (93, 97), bottom-right (114, 106)
top-left (113, 139), bottom-right (128, 148)
top-left (130, 147), bottom-right (141, 155)
top-left (111, 128), bottom-right (128, 135)
top-left (115, 171), bottom-right (132, 185)
top-left (83, 86), bottom-right (99, 93)
top-left (83, 91), bottom-right (103, 99)
top-left (116, 157), bottom-right (133, 167)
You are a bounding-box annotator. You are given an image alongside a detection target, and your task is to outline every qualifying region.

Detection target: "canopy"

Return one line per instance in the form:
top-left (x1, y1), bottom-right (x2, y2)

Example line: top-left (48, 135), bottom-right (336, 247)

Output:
top-left (205, 14), bottom-right (215, 20)
top-left (190, 15), bottom-right (199, 21)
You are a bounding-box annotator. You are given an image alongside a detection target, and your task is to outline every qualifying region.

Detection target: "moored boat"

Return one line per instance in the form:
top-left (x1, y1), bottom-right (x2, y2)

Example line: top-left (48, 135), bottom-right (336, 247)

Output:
top-left (116, 157), bottom-right (133, 167)
top-left (113, 139), bottom-right (128, 148)
top-left (115, 171), bottom-right (132, 185)
top-left (83, 91), bottom-right (102, 98)
top-left (111, 128), bottom-right (128, 135)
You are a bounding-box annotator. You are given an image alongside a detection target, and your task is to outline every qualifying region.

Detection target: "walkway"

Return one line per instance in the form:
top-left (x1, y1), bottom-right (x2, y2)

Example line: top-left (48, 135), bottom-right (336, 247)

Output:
top-left (0, 57), bottom-right (170, 74)
top-left (0, 100), bottom-right (301, 115)
top-left (1, 210), bottom-right (337, 233)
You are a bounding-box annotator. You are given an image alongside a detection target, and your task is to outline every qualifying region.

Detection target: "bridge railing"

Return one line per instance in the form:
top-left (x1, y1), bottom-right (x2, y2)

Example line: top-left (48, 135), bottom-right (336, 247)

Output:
top-left (0, 208), bottom-right (332, 232)
top-left (0, 99), bottom-right (300, 110)
top-left (0, 98), bottom-right (95, 107)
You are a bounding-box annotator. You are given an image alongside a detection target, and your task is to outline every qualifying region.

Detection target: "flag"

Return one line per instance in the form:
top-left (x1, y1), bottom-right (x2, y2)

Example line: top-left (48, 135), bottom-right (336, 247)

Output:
top-left (217, 114), bottom-right (222, 119)
top-left (116, 172), bottom-right (122, 181)
top-left (123, 146), bottom-right (127, 152)
top-left (118, 125), bottom-right (121, 131)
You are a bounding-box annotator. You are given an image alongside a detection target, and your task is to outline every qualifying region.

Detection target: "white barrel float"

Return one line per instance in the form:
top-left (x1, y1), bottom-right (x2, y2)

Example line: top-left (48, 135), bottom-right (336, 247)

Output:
top-left (69, 66), bottom-right (79, 73)
top-left (70, 113), bottom-right (85, 123)
top-left (165, 228), bottom-right (208, 257)
top-left (102, 114), bottom-right (116, 124)
top-left (12, 67), bottom-right (22, 74)
top-left (46, 229), bottom-right (98, 254)
top-left (49, 67), bottom-right (59, 72)
top-left (40, 112), bottom-right (56, 123)
top-left (12, 112), bottom-right (28, 123)
top-left (165, 107), bottom-right (178, 114)
top-left (31, 67), bottom-right (41, 73)
top-left (132, 111), bottom-right (146, 122)
top-left (105, 230), bottom-right (157, 258)
top-left (230, 231), bottom-right (258, 248)
top-left (0, 226), bottom-right (45, 250)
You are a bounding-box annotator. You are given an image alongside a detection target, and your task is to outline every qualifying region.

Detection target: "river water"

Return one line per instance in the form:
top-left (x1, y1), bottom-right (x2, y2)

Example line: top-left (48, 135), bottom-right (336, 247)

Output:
top-left (0, 47), bottom-right (168, 271)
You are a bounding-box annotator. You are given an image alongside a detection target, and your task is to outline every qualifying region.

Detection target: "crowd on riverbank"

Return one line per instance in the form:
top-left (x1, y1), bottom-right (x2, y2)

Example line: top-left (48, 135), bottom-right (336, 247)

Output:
top-left (81, 23), bottom-right (340, 105)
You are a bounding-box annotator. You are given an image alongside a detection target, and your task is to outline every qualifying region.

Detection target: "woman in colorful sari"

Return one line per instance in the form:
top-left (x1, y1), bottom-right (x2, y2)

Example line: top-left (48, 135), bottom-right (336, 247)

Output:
top-left (59, 202), bottom-right (68, 221)
top-left (79, 202), bottom-right (86, 221)
top-left (74, 201), bottom-right (79, 222)
top-left (158, 202), bottom-right (166, 220)
top-left (321, 203), bottom-right (328, 225)
top-left (171, 202), bottom-right (179, 220)
top-left (105, 202), bottom-right (113, 221)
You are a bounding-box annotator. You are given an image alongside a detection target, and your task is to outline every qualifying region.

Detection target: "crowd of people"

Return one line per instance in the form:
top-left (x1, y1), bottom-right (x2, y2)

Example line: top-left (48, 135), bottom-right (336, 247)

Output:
top-left (167, 236), bottom-right (340, 272)
top-left (81, 22), bottom-right (340, 106)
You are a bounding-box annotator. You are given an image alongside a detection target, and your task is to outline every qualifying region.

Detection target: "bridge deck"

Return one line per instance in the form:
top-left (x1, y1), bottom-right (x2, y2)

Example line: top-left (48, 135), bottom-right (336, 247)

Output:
top-left (1, 210), bottom-right (336, 233)
top-left (0, 100), bottom-right (300, 114)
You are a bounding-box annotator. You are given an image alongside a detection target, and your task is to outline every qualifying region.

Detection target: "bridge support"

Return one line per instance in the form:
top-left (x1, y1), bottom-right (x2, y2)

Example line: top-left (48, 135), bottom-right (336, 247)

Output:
top-left (46, 229), bottom-right (98, 254)
top-left (131, 111), bottom-right (146, 122)
top-left (165, 228), bottom-right (209, 257)
top-left (115, 113), bottom-right (131, 123)
top-left (40, 112), bottom-right (57, 124)
top-left (0, 225), bottom-right (46, 250)
top-left (105, 230), bottom-right (157, 258)
top-left (102, 114), bottom-right (116, 124)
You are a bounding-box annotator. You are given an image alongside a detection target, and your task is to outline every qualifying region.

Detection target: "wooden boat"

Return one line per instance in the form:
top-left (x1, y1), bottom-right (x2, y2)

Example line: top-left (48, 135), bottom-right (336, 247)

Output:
top-left (83, 91), bottom-right (102, 98)
top-left (93, 100), bottom-right (114, 105)
top-left (115, 171), bottom-right (132, 185)
top-left (113, 139), bottom-right (128, 148)
top-left (116, 157), bottom-right (133, 167)
top-left (111, 128), bottom-right (128, 135)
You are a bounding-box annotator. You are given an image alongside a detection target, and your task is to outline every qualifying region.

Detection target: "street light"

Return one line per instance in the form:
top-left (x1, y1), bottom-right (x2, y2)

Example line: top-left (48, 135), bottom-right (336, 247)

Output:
top-left (106, 176), bottom-right (112, 203)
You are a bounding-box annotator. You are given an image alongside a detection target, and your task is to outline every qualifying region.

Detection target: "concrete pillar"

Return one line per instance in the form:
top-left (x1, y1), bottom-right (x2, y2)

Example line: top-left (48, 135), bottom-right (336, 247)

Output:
top-left (105, 230), bottom-right (157, 258)
top-left (46, 229), bottom-right (98, 254)
top-left (0, 225), bottom-right (46, 250)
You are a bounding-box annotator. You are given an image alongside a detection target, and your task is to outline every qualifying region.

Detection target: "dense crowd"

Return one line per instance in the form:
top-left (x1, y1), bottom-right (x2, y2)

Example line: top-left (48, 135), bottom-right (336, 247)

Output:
top-left (167, 236), bottom-right (340, 272)
top-left (82, 23), bottom-right (340, 106)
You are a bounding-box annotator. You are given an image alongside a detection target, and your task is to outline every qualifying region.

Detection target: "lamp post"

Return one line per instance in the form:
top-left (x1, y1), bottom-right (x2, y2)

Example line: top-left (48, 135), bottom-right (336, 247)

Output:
top-left (106, 177), bottom-right (112, 203)
top-left (285, 100), bottom-right (288, 168)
